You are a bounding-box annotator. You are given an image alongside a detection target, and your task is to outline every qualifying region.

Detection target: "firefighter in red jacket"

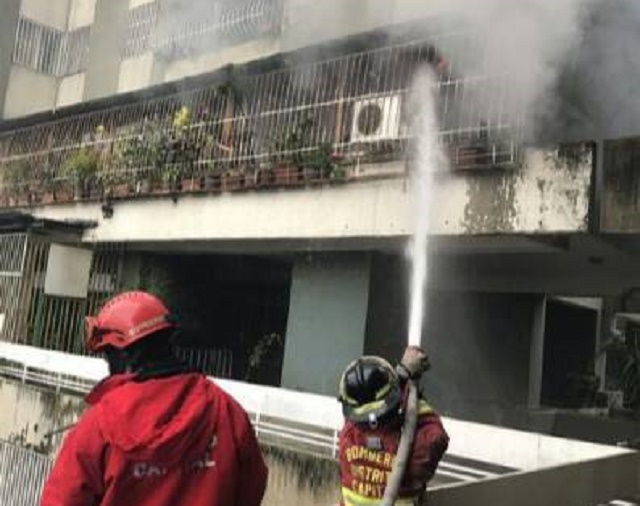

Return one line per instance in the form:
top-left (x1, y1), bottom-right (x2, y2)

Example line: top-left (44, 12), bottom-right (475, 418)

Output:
top-left (41, 291), bottom-right (267, 506)
top-left (338, 347), bottom-right (448, 505)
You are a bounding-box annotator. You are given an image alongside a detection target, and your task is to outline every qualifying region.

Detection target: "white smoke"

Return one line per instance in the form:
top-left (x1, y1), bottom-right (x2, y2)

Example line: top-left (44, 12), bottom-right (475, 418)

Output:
top-left (571, 0), bottom-right (640, 139)
top-left (424, 0), bottom-right (595, 139)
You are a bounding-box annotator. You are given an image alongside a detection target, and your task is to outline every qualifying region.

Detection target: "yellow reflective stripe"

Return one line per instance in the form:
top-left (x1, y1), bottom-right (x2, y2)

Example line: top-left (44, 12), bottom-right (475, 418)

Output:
top-left (418, 400), bottom-right (434, 415)
top-left (374, 383), bottom-right (392, 400)
top-left (341, 488), bottom-right (415, 506)
top-left (352, 400), bottom-right (385, 415)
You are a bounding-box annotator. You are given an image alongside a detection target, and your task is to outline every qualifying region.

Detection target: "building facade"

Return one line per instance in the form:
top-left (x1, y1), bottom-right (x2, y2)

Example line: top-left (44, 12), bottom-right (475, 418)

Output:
top-left (0, 0), bottom-right (639, 437)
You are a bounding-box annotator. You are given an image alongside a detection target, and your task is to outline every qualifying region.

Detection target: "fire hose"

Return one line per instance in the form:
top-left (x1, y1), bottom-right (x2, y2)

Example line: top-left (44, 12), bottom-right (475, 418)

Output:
top-left (380, 379), bottom-right (419, 506)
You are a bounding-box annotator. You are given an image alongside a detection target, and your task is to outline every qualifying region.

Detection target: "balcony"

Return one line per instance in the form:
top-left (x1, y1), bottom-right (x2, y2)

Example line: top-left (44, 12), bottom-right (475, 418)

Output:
top-left (0, 32), bottom-right (521, 210)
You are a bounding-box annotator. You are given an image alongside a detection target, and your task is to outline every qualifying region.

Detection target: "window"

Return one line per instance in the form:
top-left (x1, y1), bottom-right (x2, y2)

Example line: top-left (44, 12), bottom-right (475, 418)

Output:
top-left (13, 18), bottom-right (62, 75)
top-left (60, 27), bottom-right (91, 76)
top-left (153, 0), bottom-right (283, 60)
top-left (123, 3), bottom-right (158, 59)
top-left (12, 17), bottom-right (91, 76)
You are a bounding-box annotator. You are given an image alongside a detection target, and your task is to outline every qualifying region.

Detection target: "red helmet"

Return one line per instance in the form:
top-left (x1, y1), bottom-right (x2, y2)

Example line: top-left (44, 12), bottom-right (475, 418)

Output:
top-left (85, 291), bottom-right (176, 352)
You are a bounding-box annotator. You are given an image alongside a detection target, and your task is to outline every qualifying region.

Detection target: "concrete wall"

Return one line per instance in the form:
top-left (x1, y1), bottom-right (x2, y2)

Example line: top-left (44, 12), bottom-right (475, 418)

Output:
top-left (56, 73), bottom-right (86, 108)
top-left (0, 377), bottom-right (84, 453)
top-left (423, 292), bottom-right (538, 425)
top-left (118, 53), bottom-right (156, 93)
top-left (0, 0), bottom-right (21, 120)
top-left (281, 254), bottom-right (371, 395)
top-left (84, 0), bottom-right (128, 101)
top-left (3, 67), bottom-right (58, 119)
top-left (364, 253), bottom-right (409, 361)
top-left (428, 452), bottom-right (640, 506)
top-left (32, 146), bottom-right (594, 244)
top-left (20, 0), bottom-right (70, 31)
top-left (67, 0), bottom-right (97, 29)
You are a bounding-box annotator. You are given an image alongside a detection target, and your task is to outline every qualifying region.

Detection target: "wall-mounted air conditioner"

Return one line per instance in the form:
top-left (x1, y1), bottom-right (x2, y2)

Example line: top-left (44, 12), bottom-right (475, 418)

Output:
top-left (350, 95), bottom-right (403, 144)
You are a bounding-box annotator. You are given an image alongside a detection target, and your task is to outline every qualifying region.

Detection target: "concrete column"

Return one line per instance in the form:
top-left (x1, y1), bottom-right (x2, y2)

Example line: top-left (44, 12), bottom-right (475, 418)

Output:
top-left (83, 0), bottom-right (129, 100)
top-left (0, 0), bottom-right (22, 119)
top-left (528, 296), bottom-right (547, 409)
top-left (280, 253), bottom-right (371, 395)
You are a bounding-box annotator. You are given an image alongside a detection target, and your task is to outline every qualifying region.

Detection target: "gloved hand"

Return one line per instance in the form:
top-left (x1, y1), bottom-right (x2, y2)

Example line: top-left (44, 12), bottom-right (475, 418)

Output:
top-left (398, 345), bottom-right (431, 380)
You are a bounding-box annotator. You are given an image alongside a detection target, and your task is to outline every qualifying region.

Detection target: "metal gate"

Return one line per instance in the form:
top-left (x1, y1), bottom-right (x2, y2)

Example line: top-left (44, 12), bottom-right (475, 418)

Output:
top-left (0, 235), bottom-right (122, 355)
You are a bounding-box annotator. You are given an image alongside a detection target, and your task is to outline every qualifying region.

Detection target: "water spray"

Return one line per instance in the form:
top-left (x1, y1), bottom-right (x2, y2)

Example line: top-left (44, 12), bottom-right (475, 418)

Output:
top-left (382, 69), bottom-right (441, 506)
top-left (407, 69), bottom-right (440, 347)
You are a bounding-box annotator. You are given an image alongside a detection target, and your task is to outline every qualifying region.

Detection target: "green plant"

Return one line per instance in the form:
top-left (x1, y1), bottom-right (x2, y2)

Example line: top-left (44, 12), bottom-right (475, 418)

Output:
top-left (2, 158), bottom-right (33, 193)
top-left (63, 148), bottom-right (100, 187)
top-left (620, 337), bottom-right (640, 414)
top-left (245, 333), bottom-right (283, 382)
top-left (271, 117), bottom-right (314, 168)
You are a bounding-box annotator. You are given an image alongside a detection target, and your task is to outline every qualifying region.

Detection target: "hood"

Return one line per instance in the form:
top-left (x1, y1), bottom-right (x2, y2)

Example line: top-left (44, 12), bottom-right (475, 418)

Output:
top-left (90, 373), bottom-right (217, 465)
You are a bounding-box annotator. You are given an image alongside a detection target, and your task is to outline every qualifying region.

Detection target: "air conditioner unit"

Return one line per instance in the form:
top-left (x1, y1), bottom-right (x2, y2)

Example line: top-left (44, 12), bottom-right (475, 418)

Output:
top-left (351, 95), bottom-right (403, 144)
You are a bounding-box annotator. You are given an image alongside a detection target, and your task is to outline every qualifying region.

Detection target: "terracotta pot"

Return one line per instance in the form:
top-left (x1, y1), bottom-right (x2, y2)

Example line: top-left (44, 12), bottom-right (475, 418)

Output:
top-left (202, 173), bottom-right (222, 192)
top-left (222, 170), bottom-right (245, 192)
top-left (42, 192), bottom-right (55, 205)
top-left (274, 165), bottom-right (301, 186)
top-left (114, 183), bottom-right (132, 197)
top-left (181, 178), bottom-right (194, 192)
top-left (255, 168), bottom-right (275, 188)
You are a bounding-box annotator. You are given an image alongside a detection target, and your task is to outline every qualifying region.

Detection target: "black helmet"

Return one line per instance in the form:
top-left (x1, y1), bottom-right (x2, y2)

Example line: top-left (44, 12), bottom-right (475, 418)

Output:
top-left (339, 356), bottom-right (403, 425)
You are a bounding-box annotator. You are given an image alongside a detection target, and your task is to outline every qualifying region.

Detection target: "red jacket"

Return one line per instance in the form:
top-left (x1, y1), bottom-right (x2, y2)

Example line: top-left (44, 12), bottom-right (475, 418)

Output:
top-left (41, 373), bottom-right (267, 506)
top-left (339, 401), bottom-right (448, 505)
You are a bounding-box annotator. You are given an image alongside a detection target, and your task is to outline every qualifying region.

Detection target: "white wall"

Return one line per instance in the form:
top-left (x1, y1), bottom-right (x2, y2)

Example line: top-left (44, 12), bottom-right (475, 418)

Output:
top-left (129, 0), bottom-right (155, 8)
top-left (20, 0), bottom-right (70, 30)
top-left (3, 66), bottom-right (58, 118)
top-left (56, 73), bottom-right (85, 108)
top-left (118, 53), bottom-right (156, 93)
top-left (67, 0), bottom-right (97, 30)
top-left (163, 39), bottom-right (280, 83)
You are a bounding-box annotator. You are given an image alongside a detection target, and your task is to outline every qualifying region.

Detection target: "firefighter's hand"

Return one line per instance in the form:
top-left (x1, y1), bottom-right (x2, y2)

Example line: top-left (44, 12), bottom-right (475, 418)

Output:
top-left (399, 346), bottom-right (431, 380)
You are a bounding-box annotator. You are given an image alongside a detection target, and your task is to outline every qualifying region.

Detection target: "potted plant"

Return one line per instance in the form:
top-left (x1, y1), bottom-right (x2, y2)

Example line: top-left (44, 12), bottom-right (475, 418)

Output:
top-left (2, 159), bottom-right (33, 205)
top-left (200, 162), bottom-right (222, 192)
top-left (63, 148), bottom-right (100, 200)
top-left (254, 162), bottom-right (275, 189)
top-left (161, 165), bottom-right (183, 193)
top-left (222, 167), bottom-right (245, 192)
top-left (620, 336), bottom-right (640, 419)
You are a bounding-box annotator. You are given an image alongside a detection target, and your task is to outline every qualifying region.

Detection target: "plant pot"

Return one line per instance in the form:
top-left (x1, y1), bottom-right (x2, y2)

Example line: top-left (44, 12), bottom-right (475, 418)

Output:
top-left (302, 166), bottom-right (322, 183)
top-left (135, 179), bottom-right (152, 195)
top-left (16, 194), bottom-right (30, 207)
top-left (113, 183), bottom-right (132, 198)
top-left (202, 173), bottom-right (222, 192)
top-left (254, 168), bottom-right (275, 188)
top-left (42, 191), bottom-right (56, 205)
top-left (222, 170), bottom-right (245, 192)
top-left (53, 188), bottom-right (72, 203)
top-left (274, 165), bottom-right (301, 187)
top-left (73, 181), bottom-right (90, 201)
top-left (181, 178), bottom-right (194, 192)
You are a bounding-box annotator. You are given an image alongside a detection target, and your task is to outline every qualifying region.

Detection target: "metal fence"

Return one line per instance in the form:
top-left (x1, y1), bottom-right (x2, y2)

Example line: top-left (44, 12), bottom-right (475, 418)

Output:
top-left (12, 18), bottom-right (91, 77)
top-left (0, 32), bottom-right (522, 198)
top-left (0, 440), bottom-right (52, 506)
top-left (0, 238), bottom-right (122, 355)
top-left (174, 347), bottom-right (233, 377)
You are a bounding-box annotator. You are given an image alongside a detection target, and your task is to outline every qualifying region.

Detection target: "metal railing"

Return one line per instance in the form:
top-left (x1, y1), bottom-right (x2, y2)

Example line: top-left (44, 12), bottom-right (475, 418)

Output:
top-left (174, 347), bottom-right (233, 377)
top-left (12, 18), bottom-right (91, 77)
top-left (0, 440), bottom-right (52, 506)
top-left (0, 33), bottom-right (522, 201)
